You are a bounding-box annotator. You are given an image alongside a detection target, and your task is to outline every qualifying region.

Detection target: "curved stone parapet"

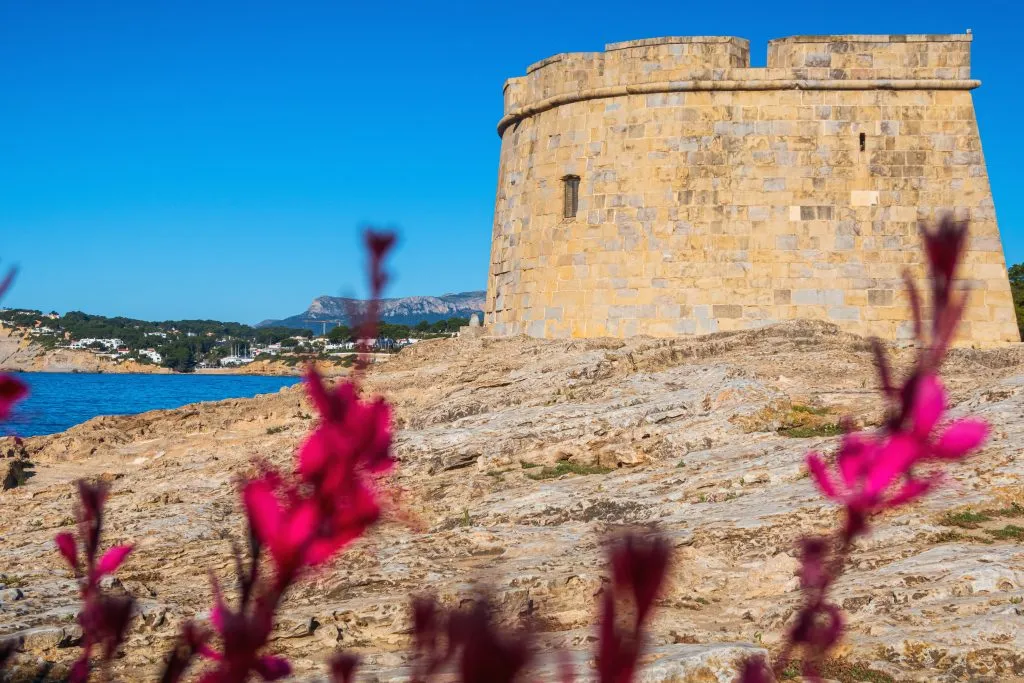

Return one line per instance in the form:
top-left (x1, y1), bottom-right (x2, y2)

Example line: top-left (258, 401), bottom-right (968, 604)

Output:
top-left (501, 34), bottom-right (976, 131)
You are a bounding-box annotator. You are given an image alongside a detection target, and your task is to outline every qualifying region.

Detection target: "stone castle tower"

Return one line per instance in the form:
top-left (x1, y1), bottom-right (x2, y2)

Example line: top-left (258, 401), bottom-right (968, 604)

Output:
top-left (484, 34), bottom-right (1020, 344)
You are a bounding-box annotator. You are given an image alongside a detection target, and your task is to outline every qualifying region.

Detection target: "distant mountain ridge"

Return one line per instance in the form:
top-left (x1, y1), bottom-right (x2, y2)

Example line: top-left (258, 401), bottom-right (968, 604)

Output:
top-left (259, 291), bottom-right (485, 332)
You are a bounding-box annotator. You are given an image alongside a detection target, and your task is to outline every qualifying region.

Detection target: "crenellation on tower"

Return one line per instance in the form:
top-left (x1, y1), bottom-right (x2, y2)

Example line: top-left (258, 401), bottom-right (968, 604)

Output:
top-left (498, 35), bottom-right (981, 138)
top-left (766, 34), bottom-right (972, 78)
top-left (486, 34), bottom-right (1019, 345)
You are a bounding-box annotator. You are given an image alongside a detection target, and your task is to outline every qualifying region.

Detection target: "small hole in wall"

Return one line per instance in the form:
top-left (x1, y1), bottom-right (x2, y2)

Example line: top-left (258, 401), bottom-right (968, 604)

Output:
top-left (859, 133), bottom-right (866, 152)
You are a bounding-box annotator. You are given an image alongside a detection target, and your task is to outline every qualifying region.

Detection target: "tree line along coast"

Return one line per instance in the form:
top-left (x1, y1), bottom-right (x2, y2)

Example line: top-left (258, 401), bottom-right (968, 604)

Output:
top-left (0, 309), bottom-right (473, 373)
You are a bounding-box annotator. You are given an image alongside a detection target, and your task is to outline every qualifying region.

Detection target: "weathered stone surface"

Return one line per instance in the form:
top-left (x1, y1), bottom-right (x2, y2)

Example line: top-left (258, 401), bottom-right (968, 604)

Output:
top-left (486, 34), bottom-right (1019, 345)
top-left (0, 321), bottom-right (1022, 681)
top-left (1, 459), bottom-right (29, 491)
top-left (15, 625), bottom-right (81, 652)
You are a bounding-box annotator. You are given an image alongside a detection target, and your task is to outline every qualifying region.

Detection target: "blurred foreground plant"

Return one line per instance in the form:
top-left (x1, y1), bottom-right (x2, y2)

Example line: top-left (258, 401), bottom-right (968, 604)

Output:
top-left (0, 265), bottom-right (28, 421)
top-left (741, 217), bottom-right (989, 682)
top-left (158, 231), bottom-right (399, 683)
top-left (55, 482), bottom-right (135, 682)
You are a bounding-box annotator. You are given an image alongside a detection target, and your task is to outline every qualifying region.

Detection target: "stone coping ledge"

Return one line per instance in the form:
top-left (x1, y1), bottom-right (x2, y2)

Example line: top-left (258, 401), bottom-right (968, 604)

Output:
top-left (526, 38), bottom-right (750, 75)
top-left (527, 53), bottom-right (579, 74)
top-left (605, 36), bottom-right (749, 51)
top-left (497, 78), bottom-right (981, 135)
top-left (769, 33), bottom-right (972, 44)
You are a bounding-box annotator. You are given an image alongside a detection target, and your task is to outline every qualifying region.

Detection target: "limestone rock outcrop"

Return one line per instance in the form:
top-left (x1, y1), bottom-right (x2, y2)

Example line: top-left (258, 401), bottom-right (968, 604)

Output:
top-left (1, 321), bottom-right (1022, 681)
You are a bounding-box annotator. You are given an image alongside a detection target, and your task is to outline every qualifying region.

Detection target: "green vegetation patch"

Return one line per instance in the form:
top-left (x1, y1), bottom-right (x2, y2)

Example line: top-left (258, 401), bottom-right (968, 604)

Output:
top-left (0, 574), bottom-right (28, 588)
top-left (781, 658), bottom-right (895, 683)
top-left (485, 467), bottom-right (515, 477)
top-left (985, 502), bottom-right (1024, 518)
top-left (1010, 263), bottom-right (1023, 340)
top-left (775, 402), bottom-right (841, 438)
top-left (779, 423), bottom-right (843, 438)
top-left (940, 509), bottom-right (992, 529)
top-left (791, 404), bottom-right (831, 416)
top-left (985, 524), bottom-right (1024, 541)
top-left (930, 530), bottom-right (967, 544)
top-left (525, 461), bottom-right (612, 480)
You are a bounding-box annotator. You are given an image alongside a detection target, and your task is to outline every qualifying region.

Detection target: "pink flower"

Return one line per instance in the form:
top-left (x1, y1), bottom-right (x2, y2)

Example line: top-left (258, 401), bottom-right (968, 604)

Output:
top-left (409, 596), bottom-right (532, 683)
top-left (934, 419), bottom-right (989, 459)
top-left (0, 266), bottom-right (26, 422)
top-left (95, 545), bottom-right (133, 577)
top-left (0, 374), bottom-right (27, 421)
top-left (609, 533), bottom-right (670, 624)
top-left (806, 433), bottom-right (928, 517)
top-left (56, 532), bottom-right (79, 572)
top-left (168, 233), bottom-right (398, 683)
top-left (242, 475), bottom-right (314, 575)
top-left (242, 370), bottom-right (393, 577)
top-left (738, 656), bottom-right (774, 683)
top-left (598, 534), bottom-right (671, 683)
top-left (328, 653), bottom-right (359, 683)
top-left (908, 374), bottom-right (989, 459)
top-left (54, 481), bottom-right (135, 683)
top-left (300, 370), bottom-right (394, 481)
top-left (757, 218), bottom-right (988, 681)
top-left (196, 578), bottom-right (291, 683)
top-left (807, 374), bottom-right (987, 516)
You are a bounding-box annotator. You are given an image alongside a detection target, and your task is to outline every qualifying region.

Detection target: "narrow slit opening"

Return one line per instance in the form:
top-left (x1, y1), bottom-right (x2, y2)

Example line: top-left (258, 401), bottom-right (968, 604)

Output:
top-left (562, 175), bottom-right (580, 219)
top-left (859, 132), bottom-right (866, 152)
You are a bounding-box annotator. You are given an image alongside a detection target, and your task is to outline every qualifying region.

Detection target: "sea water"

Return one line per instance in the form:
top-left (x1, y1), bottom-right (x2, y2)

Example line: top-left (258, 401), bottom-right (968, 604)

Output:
top-left (3, 372), bottom-right (301, 437)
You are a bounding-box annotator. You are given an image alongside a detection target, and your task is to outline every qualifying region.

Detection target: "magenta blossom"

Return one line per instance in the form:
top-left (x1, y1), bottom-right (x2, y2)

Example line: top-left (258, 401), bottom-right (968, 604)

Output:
top-left (202, 369), bottom-right (394, 681)
top-left (328, 653), bottom-right (359, 683)
top-left (408, 595), bottom-right (532, 683)
top-left (54, 481), bottom-right (135, 683)
top-left (596, 534), bottom-right (671, 683)
top-left (0, 265), bottom-right (27, 423)
top-left (299, 370), bottom-right (394, 484)
top-left (0, 374), bottom-right (27, 421)
top-left (807, 374), bottom-right (987, 519)
top-left (243, 369), bottom-right (393, 577)
top-left (194, 579), bottom-right (291, 683)
top-left (741, 218), bottom-right (995, 680)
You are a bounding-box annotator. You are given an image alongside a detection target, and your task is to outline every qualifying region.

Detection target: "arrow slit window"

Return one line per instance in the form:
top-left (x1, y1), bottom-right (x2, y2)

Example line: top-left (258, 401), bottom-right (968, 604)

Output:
top-left (563, 175), bottom-right (580, 219)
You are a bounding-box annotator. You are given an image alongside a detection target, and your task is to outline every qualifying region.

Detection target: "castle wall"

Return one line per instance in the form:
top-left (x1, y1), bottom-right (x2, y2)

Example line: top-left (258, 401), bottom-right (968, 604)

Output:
top-left (486, 34), bottom-right (1020, 344)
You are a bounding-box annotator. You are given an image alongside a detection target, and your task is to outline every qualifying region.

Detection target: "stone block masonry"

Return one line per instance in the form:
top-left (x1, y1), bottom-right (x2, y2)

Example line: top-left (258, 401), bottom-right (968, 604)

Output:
top-left (484, 34), bottom-right (1020, 345)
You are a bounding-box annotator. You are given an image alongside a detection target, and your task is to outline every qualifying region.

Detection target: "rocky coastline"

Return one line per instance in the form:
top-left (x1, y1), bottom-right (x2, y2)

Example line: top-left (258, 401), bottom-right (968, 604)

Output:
top-left (0, 328), bottom-right (346, 377)
top-left (1, 321), bottom-right (1023, 681)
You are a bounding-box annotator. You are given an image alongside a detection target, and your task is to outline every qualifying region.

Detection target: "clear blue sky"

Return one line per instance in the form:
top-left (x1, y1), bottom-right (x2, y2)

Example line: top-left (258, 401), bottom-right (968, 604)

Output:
top-left (1, 0), bottom-right (1020, 323)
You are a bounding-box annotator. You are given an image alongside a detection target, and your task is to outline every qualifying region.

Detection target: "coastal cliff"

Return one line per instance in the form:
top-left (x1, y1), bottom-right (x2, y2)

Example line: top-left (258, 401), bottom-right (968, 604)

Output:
top-left (2, 321), bottom-right (1023, 680)
top-left (0, 327), bottom-right (170, 374)
top-left (0, 328), bottom-right (347, 376)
